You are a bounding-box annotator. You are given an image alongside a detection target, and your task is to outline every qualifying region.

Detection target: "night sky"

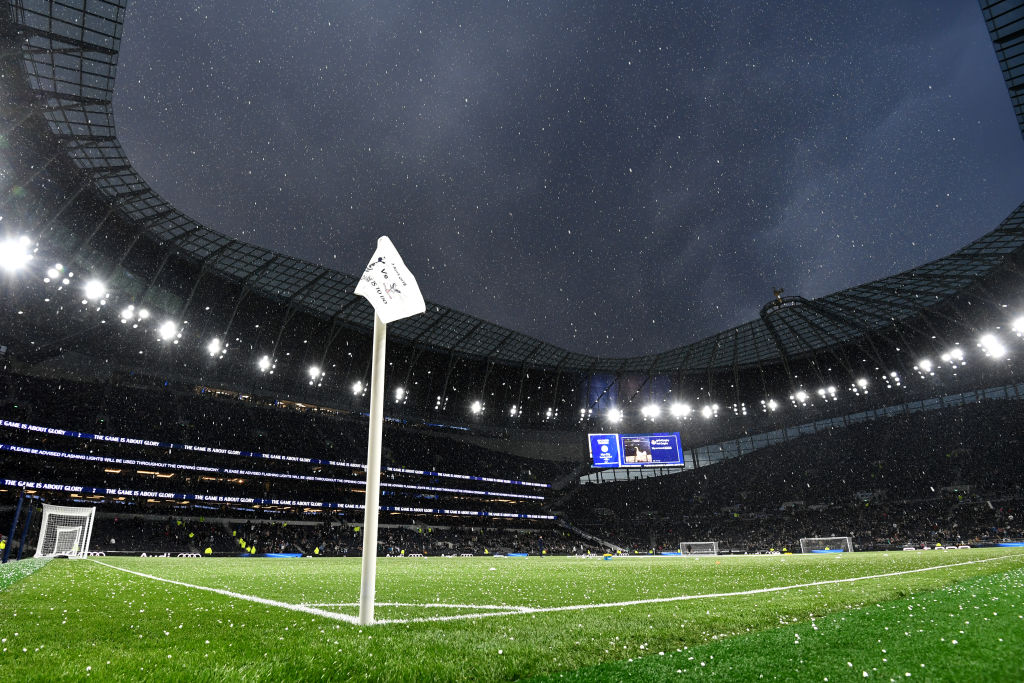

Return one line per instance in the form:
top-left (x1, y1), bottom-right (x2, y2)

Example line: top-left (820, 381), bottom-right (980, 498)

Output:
top-left (113, 1), bottom-right (1024, 357)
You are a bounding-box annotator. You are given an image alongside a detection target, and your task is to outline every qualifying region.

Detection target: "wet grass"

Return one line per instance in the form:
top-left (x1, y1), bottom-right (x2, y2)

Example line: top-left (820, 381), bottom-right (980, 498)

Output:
top-left (0, 549), bottom-right (1021, 681)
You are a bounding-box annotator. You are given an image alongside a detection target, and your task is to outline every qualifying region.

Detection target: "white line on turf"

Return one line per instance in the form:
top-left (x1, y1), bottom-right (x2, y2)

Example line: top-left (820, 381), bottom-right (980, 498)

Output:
top-left (90, 559), bottom-right (361, 625)
top-left (304, 602), bottom-right (534, 612)
top-left (371, 552), bottom-right (1024, 625)
top-left (92, 552), bottom-right (1024, 627)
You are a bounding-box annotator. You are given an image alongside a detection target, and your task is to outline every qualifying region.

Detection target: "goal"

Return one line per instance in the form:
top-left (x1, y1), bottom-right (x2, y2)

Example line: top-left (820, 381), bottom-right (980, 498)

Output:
top-left (33, 504), bottom-right (96, 559)
top-left (678, 541), bottom-right (719, 556)
top-left (799, 536), bottom-right (853, 554)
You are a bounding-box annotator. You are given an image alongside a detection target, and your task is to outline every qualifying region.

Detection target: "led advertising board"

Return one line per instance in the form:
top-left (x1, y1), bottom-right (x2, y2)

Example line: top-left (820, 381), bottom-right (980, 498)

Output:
top-left (588, 432), bottom-right (683, 468)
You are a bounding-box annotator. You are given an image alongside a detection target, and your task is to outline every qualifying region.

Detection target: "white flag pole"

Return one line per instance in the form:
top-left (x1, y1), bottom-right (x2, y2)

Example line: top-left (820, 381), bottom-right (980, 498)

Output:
top-left (358, 312), bottom-right (387, 625)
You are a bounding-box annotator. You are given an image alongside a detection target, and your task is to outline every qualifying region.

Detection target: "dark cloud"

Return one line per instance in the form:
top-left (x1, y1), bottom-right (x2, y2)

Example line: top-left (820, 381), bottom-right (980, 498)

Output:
top-left (115, 1), bottom-right (1024, 356)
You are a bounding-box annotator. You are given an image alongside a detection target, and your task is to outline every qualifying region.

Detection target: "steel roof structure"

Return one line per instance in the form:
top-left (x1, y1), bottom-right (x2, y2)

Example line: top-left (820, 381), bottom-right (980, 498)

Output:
top-left (1, 0), bottom-right (1023, 386)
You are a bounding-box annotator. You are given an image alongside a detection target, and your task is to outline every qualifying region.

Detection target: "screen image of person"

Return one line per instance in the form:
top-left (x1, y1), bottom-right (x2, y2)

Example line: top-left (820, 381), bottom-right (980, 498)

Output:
top-left (622, 437), bottom-right (652, 463)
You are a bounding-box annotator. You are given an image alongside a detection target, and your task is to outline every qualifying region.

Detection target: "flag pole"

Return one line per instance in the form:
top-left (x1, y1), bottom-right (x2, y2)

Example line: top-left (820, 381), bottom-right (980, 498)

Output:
top-left (358, 312), bottom-right (387, 625)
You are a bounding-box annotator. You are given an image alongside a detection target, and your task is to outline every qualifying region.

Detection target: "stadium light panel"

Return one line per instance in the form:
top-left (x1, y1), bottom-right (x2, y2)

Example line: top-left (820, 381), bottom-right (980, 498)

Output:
top-left (120, 306), bottom-right (134, 322)
top-left (509, 405), bottom-right (518, 417)
top-left (308, 365), bottom-right (322, 380)
top-left (670, 402), bottom-right (690, 418)
top-left (794, 390), bottom-right (808, 404)
top-left (158, 320), bottom-right (178, 341)
top-left (258, 355), bottom-right (273, 373)
top-left (700, 405), bottom-right (713, 419)
top-left (917, 358), bottom-right (933, 373)
top-left (978, 334), bottom-right (1007, 359)
top-left (351, 380), bottom-right (363, 394)
top-left (1012, 317), bottom-right (1024, 336)
top-left (856, 378), bottom-right (868, 389)
top-left (0, 235), bottom-right (32, 273)
top-left (46, 267), bottom-right (59, 279)
top-left (83, 279), bottom-right (106, 302)
top-left (470, 400), bottom-right (483, 415)
top-left (607, 407), bottom-right (622, 424)
top-left (138, 308), bottom-right (151, 320)
top-left (767, 399), bottom-right (779, 411)
top-left (207, 338), bottom-right (223, 357)
top-left (642, 404), bottom-right (661, 419)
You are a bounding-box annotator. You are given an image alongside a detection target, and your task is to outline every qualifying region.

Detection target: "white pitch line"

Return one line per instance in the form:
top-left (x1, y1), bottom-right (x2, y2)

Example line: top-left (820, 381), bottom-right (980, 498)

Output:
top-left (371, 552), bottom-right (1024, 625)
top-left (305, 601), bottom-right (534, 612)
top-left (90, 560), bottom-right (361, 625)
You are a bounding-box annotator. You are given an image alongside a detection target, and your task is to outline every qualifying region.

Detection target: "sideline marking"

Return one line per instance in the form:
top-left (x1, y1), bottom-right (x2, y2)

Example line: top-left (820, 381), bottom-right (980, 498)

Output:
top-left (92, 552), bottom-right (1024, 626)
top-left (305, 601), bottom-right (534, 612)
top-left (90, 560), bottom-right (360, 624)
top-left (373, 552), bottom-right (1024, 625)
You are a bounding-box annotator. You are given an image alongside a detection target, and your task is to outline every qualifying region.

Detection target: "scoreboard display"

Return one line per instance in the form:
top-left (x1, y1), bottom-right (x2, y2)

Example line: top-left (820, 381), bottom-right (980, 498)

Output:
top-left (588, 432), bottom-right (683, 468)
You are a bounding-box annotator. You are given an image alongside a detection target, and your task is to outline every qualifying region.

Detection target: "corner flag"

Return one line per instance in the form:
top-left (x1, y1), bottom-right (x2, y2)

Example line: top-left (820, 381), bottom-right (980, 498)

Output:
top-left (354, 236), bottom-right (425, 324)
top-left (353, 236), bottom-right (425, 626)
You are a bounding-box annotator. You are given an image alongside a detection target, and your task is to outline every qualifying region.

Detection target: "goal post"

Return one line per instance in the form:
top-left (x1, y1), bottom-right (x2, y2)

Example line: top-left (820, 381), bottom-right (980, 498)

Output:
top-left (799, 536), bottom-right (853, 554)
top-left (678, 541), bottom-right (719, 556)
top-left (33, 504), bottom-right (96, 559)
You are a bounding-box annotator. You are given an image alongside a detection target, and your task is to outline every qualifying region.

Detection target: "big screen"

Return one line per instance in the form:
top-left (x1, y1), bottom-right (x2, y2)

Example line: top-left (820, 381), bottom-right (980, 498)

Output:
top-left (588, 432), bottom-right (683, 468)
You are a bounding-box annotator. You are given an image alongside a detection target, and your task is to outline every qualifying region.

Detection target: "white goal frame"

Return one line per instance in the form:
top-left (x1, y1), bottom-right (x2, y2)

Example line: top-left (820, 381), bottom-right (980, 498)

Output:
top-left (799, 536), bottom-right (853, 554)
top-left (33, 504), bottom-right (96, 559)
top-left (678, 541), bottom-right (719, 556)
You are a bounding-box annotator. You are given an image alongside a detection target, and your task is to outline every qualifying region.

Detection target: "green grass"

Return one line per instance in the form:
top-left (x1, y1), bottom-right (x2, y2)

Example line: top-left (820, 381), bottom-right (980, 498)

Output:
top-left (0, 549), bottom-right (1022, 681)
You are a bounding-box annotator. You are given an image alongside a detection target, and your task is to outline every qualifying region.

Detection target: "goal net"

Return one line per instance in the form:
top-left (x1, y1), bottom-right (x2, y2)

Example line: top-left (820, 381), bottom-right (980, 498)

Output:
top-left (678, 541), bottom-right (719, 556)
top-left (799, 536), bottom-right (853, 554)
top-left (33, 504), bottom-right (96, 559)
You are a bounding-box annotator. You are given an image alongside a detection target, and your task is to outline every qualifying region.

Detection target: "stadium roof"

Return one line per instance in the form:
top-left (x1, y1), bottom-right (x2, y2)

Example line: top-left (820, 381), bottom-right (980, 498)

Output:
top-left (2, 0), bottom-right (1023, 376)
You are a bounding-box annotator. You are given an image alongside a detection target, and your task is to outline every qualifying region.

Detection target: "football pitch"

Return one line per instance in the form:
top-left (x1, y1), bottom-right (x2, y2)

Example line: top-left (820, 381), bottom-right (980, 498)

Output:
top-left (1, 549), bottom-right (1023, 681)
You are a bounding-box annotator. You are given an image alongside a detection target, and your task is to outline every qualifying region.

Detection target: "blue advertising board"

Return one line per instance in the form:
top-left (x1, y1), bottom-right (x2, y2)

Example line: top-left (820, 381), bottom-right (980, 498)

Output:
top-left (588, 432), bottom-right (683, 468)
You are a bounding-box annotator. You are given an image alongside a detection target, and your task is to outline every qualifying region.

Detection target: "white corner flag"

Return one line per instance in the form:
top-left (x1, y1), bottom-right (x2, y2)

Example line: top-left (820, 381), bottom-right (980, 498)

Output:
top-left (353, 236), bottom-right (425, 626)
top-left (354, 236), bottom-right (425, 324)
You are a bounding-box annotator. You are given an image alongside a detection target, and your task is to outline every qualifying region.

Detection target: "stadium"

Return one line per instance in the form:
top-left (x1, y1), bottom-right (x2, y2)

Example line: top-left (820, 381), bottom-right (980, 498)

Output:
top-left (1, 0), bottom-right (1024, 680)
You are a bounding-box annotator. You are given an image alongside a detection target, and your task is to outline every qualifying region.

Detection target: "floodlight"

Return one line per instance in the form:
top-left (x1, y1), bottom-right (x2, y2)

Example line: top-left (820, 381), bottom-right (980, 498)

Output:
top-left (795, 390), bottom-right (808, 403)
top-left (395, 387), bottom-right (406, 401)
top-left (642, 404), bottom-right (661, 419)
top-left (46, 267), bottom-right (59, 279)
top-left (817, 388), bottom-right (826, 397)
top-left (158, 320), bottom-right (178, 341)
top-left (1012, 316), bottom-right (1024, 336)
top-left (0, 235), bottom-right (32, 273)
top-left (207, 338), bottom-right (223, 357)
top-left (670, 402), bottom-right (690, 418)
top-left (767, 399), bottom-right (779, 411)
top-left (351, 380), bottom-right (363, 394)
top-left (83, 279), bottom-right (106, 301)
top-left (917, 358), bottom-right (933, 373)
top-left (470, 400), bottom-right (483, 415)
top-left (979, 334), bottom-right (1007, 359)
top-left (258, 355), bottom-right (272, 373)
top-left (308, 365), bottom-right (322, 380)
top-left (700, 405), bottom-right (713, 419)
top-left (120, 306), bottom-right (135, 322)
top-left (138, 308), bottom-right (151, 320)
top-left (509, 405), bottom-right (518, 417)
top-left (607, 407), bottom-right (622, 423)
top-left (856, 378), bottom-right (868, 389)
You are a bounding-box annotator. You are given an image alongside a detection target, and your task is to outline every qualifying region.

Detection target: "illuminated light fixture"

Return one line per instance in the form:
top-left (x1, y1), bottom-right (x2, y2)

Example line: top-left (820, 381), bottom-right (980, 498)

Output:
top-left (351, 380), bottom-right (363, 395)
top-left (767, 399), bottom-right (779, 411)
top-left (607, 407), bottom-right (622, 424)
top-left (641, 404), bottom-right (661, 419)
top-left (0, 235), bottom-right (32, 272)
top-left (158, 320), bottom-right (178, 341)
top-left (120, 305), bottom-right (135, 322)
top-left (308, 365), bottom-right (322, 380)
top-left (207, 338), bottom-right (223, 357)
top-left (395, 387), bottom-right (406, 401)
top-left (138, 308), bottom-right (151, 320)
top-left (856, 378), bottom-right (869, 389)
top-left (917, 358), bottom-right (933, 373)
top-left (46, 267), bottom-right (59, 279)
top-left (509, 405), bottom-right (518, 417)
top-left (670, 402), bottom-right (691, 418)
top-left (817, 388), bottom-right (826, 398)
top-left (794, 390), bottom-right (808, 404)
top-left (258, 355), bottom-right (273, 373)
top-left (700, 405), bottom-right (713, 419)
top-left (1011, 316), bottom-right (1024, 336)
top-left (978, 333), bottom-right (1007, 359)
top-left (470, 400), bottom-right (483, 415)
top-left (83, 279), bottom-right (106, 302)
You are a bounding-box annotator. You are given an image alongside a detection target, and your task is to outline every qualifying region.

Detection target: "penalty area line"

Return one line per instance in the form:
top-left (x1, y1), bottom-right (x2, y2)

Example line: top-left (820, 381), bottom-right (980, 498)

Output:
top-left (372, 552), bottom-right (1024, 625)
top-left (90, 559), bottom-right (360, 625)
